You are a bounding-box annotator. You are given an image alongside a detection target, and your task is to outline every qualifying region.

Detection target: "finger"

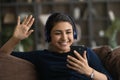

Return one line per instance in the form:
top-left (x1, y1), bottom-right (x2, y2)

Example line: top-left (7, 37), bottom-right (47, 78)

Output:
top-left (26, 30), bottom-right (34, 37)
top-left (67, 58), bottom-right (80, 68)
top-left (67, 55), bottom-right (82, 67)
top-left (66, 64), bottom-right (78, 71)
top-left (74, 50), bottom-right (84, 61)
top-left (22, 16), bottom-right (27, 24)
top-left (67, 55), bottom-right (78, 63)
top-left (17, 16), bottom-right (20, 25)
top-left (83, 51), bottom-right (87, 60)
top-left (25, 15), bottom-right (33, 25)
top-left (27, 17), bottom-right (35, 27)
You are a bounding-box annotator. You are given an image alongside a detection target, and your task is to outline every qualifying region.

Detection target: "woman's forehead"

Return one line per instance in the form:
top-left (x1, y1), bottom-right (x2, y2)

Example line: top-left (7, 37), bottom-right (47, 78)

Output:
top-left (52, 22), bottom-right (73, 30)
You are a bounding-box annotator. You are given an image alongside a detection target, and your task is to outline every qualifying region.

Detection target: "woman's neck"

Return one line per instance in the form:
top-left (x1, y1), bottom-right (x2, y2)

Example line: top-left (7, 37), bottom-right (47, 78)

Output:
top-left (48, 44), bottom-right (70, 53)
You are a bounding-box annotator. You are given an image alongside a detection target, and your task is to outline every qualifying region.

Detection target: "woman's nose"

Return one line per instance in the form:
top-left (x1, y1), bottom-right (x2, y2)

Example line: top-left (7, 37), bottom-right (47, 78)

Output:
top-left (61, 33), bottom-right (67, 40)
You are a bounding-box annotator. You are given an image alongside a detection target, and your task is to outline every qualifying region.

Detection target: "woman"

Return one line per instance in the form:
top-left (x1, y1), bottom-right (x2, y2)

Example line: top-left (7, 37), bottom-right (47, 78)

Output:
top-left (0, 13), bottom-right (112, 80)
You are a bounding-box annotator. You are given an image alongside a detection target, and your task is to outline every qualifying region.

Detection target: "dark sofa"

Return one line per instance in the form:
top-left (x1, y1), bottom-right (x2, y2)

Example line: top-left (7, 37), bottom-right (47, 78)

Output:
top-left (0, 46), bottom-right (120, 80)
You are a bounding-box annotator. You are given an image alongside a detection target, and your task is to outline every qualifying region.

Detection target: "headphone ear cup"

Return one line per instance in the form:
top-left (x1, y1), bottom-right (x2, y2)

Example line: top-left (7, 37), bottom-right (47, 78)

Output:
top-left (68, 15), bottom-right (77, 39)
top-left (74, 29), bottom-right (77, 39)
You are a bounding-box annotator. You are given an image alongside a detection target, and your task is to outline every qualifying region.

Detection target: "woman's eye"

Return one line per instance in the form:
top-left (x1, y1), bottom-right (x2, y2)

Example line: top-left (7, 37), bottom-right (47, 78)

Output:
top-left (67, 32), bottom-right (72, 34)
top-left (55, 33), bottom-right (61, 35)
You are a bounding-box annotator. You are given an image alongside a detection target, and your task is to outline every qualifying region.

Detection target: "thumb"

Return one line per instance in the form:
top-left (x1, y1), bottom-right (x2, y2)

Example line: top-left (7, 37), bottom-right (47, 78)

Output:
top-left (83, 51), bottom-right (87, 60)
top-left (27, 30), bottom-right (34, 37)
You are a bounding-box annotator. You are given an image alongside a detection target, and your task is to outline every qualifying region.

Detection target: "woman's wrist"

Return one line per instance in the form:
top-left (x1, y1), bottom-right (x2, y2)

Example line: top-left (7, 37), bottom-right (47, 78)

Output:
top-left (89, 69), bottom-right (94, 79)
top-left (11, 36), bottom-right (21, 42)
top-left (85, 67), bottom-right (94, 78)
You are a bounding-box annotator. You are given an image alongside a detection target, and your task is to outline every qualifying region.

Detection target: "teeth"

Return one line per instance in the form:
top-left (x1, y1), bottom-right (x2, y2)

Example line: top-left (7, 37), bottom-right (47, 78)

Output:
top-left (60, 42), bottom-right (67, 45)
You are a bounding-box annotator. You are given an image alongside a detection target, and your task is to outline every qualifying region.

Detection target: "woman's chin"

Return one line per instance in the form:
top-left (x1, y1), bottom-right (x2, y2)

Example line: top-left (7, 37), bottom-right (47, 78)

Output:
top-left (59, 47), bottom-right (70, 53)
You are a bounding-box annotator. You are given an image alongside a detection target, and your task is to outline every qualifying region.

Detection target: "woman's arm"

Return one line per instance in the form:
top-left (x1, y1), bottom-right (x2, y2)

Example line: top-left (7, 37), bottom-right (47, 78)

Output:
top-left (67, 50), bottom-right (111, 80)
top-left (0, 15), bottom-right (35, 54)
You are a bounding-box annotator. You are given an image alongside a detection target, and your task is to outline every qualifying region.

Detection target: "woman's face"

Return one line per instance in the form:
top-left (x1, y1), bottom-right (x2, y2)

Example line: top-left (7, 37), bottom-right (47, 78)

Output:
top-left (50, 21), bottom-right (74, 53)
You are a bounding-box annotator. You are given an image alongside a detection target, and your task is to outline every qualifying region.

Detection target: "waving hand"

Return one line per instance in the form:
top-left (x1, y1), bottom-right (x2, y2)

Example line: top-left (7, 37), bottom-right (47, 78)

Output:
top-left (0, 15), bottom-right (35, 54)
top-left (13, 15), bottom-right (35, 40)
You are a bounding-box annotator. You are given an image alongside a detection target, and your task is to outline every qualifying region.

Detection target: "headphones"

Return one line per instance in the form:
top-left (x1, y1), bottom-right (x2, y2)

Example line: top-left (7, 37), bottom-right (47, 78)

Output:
top-left (45, 13), bottom-right (77, 42)
top-left (68, 15), bottom-right (77, 40)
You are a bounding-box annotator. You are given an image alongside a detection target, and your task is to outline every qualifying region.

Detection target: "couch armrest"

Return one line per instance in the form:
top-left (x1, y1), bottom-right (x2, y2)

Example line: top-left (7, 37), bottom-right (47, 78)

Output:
top-left (0, 53), bottom-right (38, 80)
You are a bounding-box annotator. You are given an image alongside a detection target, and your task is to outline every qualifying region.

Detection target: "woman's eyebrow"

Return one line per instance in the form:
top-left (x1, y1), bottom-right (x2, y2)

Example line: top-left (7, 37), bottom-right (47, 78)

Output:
top-left (54, 29), bottom-right (72, 32)
top-left (55, 29), bottom-right (72, 31)
top-left (66, 29), bottom-right (72, 31)
top-left (53, 30), bottom-right (62, 32)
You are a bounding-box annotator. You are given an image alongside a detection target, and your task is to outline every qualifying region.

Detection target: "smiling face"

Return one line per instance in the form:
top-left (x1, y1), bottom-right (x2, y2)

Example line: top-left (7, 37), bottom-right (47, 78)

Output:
top-left (50, 21), bottom-right (74, 53)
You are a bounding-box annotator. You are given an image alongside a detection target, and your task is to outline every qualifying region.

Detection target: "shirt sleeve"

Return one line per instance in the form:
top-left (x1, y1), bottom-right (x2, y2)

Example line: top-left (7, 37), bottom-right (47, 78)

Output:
top-left (11, 51), bottom-right (39, 65)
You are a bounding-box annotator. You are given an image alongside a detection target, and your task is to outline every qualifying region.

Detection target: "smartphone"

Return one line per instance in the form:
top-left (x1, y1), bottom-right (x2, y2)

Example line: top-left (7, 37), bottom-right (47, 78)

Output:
top-left (70, 45), bottom-right (87, 57)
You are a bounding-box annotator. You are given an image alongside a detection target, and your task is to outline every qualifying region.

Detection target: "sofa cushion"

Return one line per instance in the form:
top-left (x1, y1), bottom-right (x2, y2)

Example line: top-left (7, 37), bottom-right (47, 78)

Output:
top-left (92, 45), bottom-right (112, 64)
top-left (93, 46), bottom-right (120, 80)
top-left (0, 53), bottom-right (38, 80)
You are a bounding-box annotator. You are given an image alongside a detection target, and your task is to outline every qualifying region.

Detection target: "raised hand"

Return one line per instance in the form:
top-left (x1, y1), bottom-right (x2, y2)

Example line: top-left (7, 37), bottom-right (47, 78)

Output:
top-left (13, 15), bottom-right (35, 40)
top-left (0, 15), bottom-right (34, 54)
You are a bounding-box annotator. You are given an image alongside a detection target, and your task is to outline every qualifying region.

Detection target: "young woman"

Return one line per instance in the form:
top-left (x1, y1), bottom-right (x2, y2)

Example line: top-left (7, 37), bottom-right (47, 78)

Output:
top-left (0, 13), bottom-right (112, 80)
